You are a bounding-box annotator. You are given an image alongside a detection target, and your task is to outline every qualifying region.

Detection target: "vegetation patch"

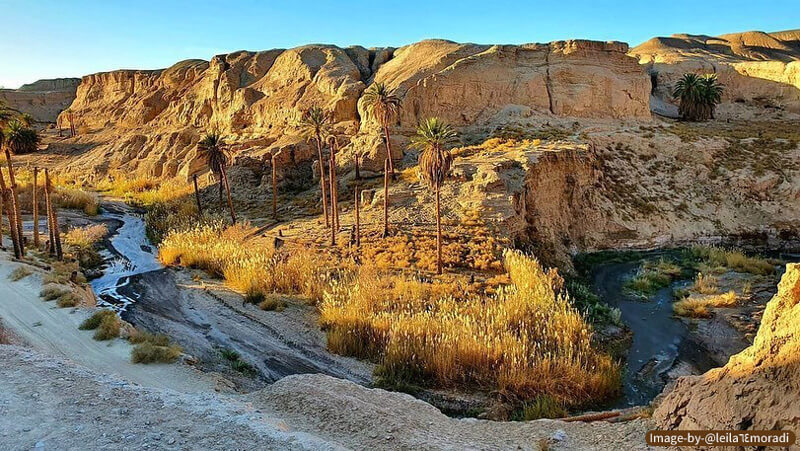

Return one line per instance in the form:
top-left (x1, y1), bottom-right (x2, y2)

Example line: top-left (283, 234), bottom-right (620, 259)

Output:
top-left (624, 258), bottom-right (683, 296)
top-left (321, 250), bottom-right (620, 409)
top-left (219, 348), bottom-right (257, 375)
top-left (690, 246), bottom-right (775, 276)
top-left (78, 310), bottom-right (120, 340)
top-left (40, 284), bottom-right (71, 301)
top-left (56, 292), bottom-right (81, 308)
top-left (513, 395), bottom-right (568, 421)
top-left (8, 266), bottom-right (32, 281)
top-left (64, 224), bottom-right (108, 269)
top-left (673, 291), bottom-right (737, 318)
top-left (129, 330), bottom-right (182, 364)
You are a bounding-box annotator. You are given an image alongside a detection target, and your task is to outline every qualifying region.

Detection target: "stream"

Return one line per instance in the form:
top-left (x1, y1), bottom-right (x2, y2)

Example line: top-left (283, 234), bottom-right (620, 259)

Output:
top-left (91, 207), bottom-right (162, 312)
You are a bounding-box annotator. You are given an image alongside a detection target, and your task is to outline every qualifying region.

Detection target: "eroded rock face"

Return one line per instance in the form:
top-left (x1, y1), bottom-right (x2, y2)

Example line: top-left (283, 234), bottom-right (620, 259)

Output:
top-left (0, 78), bottom-right (79, 122)
top-left (653, 263), bottom-right (800, 432)
top-left (630, 30), bottom-right (800, 115)
top-left (55, 39), bottom-right (650, 179)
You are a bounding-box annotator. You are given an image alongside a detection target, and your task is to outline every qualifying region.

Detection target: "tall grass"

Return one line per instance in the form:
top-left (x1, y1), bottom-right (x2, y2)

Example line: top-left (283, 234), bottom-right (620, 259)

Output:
top-left (158, 223), bottom-right (330, 303)
top-left (320, 250), bottom-right (620, 407)
top-left (691, 246), bottom-right (775, 275)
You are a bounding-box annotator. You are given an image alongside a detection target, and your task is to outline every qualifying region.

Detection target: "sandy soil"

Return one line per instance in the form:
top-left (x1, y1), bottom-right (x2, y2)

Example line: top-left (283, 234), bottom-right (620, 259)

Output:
top-left (0, 251), bottom-right (216, 393)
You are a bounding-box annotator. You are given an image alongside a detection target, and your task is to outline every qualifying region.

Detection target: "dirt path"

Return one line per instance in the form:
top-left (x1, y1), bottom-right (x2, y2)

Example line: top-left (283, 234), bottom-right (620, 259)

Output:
top-left (0, 253), bottom-right (216, 393)
top-left (0, 345), bottom-right (654, 450)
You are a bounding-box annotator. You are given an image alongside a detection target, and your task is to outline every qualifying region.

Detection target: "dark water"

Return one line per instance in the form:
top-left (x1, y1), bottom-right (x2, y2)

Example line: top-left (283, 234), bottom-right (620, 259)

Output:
top-left (591, 259), bottom-right (695, 407)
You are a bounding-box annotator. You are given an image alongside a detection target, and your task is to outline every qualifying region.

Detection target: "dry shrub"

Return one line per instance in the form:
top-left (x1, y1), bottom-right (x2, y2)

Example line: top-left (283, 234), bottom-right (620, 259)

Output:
top-left (93, 314), bottom-right (121, 340)
top-left (40, 284), bottom-right (70, 301)
top-left (43, 261), bottom-right (86, 285)
top-left (673, 291), bottom-right (737, 318)
top-left (55, 187), bottom-right (99, 215)
top-left (79, 310), bottom-right (116, 330)
top-left (693, 273), bottom-right (719, 295)
top-left (0, 319), bottom-right (12, 344)
top-left (56, 292), bottom-right (81, 308)
top-left (320, 250), bottom-right (620, 407)
top-left (129, 329), bottom-right (182, 364)
top-left (691, 246), bottom-right (774, 275)
top-left (9, 266), bottom-right (32, 282)
top-left (64, 224), bottom-right (108, 249)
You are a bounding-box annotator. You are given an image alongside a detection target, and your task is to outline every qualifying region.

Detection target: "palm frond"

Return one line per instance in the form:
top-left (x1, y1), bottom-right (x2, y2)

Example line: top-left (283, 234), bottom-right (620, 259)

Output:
top-left (5, 120), bottom-right (40, 154)
top-left (197, 130), bottom-right (230, 177)
top-left (412, 118), bottom-right (458, 188)
top-left (362, 82), bottom-right (401, 126)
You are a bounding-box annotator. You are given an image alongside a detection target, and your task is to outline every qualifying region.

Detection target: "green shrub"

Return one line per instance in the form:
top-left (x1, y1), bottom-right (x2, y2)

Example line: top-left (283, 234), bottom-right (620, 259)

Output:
top-left (129, 330), bottom-right (171, 346)
top-left (515, 396), bottom-right (568, 421)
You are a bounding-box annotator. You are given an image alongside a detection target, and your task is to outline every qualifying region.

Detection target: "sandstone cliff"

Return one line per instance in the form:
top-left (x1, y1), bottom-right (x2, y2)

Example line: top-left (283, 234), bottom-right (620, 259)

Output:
top-left (653, 263), bottom-right (800, 433)
top-left (630, 29), bottom-right (800, 116)
top-left (54, 39), bottom-right (650, 179)
top-left (0, 78), bottom-right (79, 122)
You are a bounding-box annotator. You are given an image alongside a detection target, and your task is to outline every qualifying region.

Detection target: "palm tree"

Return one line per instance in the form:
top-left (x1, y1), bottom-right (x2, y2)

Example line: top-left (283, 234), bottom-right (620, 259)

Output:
top-left (5, 120), bottom-right (40, 154)
top-left (0, 101), bottom-right (13, 129)
top-left (19, 113), bottom-right (35, 127)
top-left (298, 107), bottom-right (331, 227)
top-left (0, 166), bottom-right (22, 258)
top-left (673, 73), bottom-right (724, 121)
top-left (410, 118), bottom-right (458, 275)
top-left (197, 131), bottom-right (236, 224)
top-left (2, 134), bottom-right (25, 256)
top-left (361, 83), bottom-right (401, 178)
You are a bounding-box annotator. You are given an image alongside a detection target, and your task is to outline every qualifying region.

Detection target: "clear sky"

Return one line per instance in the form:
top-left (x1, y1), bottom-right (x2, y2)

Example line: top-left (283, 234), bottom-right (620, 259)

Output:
top-left (1, 0), bottom-right (797, 88)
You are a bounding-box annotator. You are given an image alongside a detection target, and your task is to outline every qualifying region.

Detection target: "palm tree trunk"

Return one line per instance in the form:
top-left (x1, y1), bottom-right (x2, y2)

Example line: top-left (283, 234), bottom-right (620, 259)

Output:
top-left (0, 175), bottom-right (3, 250)
top-left (0, 168), bottom-right (21, 258)
top-left (44, 172), bottom-right (55, 256)
top-left (193, 174), bottom-right (203, 215)
top-left (218, 179), bottom-right (224, 208)
top-left (221, 166), bottom-right (236, 224)
top-left (4, 148), bottom-right (24, 256)
top-left (45, 170), bottom-right (62, 260)
top-left (435, 183), bottom-right (442, 275)
top-left (354, 152), bottom-right (360, 180)
top-left (32, 167), bottom-right (39, 248)
top-left (383, 158), bottom-right (389, 238)
top-left (383, 125), bottom-right (395, 179)
top-left (329, 150), bottom-right (336, 246)
top-left (271, 155), bottom-right (278, 221)
top-left (315, 137), bottom-right (329, 227)
top-left (354, 185), bottom-right (360, 247)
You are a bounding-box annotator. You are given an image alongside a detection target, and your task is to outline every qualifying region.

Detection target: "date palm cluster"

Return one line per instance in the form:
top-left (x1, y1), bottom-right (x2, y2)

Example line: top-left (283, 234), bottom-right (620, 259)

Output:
top-left (673, 73), bottom-right (724, 122)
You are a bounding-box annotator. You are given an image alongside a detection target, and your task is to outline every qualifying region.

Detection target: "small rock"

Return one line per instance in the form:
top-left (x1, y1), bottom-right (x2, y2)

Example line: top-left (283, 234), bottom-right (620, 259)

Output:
top-left (551, 430), bottom-right (567, 442)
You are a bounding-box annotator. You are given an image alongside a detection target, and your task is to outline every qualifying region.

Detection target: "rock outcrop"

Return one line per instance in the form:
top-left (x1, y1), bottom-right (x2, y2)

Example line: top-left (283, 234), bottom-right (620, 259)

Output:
top-left (630, 29), bottom-right (800, 116)
top-left (54, 39), bottom-right (650, 179)
top-left (653, 263), bottom-right (800, 432)
top-left (0, 78), bottom-right (79, 122)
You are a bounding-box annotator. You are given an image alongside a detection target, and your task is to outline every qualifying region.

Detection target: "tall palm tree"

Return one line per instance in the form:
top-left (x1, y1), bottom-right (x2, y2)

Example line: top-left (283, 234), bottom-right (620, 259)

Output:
top-left (361, 83), bottom-right (401, 178)
top-left (410, 118), bottom-right (458, 275)
top-left (0, 166), bottom-right (22, 258)
top-left (197, 131), bottom-right (236, 224)
top-left (5, 120), bottom-right (40, 154)
top-left (298, 106), bottom-right (331, 227)
top-left (673, 73), bottom-right (724, 121)
top-left (2, 134), bottom-right (24, 256)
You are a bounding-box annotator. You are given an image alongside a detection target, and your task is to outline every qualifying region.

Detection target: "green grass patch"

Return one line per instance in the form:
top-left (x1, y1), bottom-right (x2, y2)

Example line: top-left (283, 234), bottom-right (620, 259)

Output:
top-left (513, 396), bottom-right (568, 421)
top-left (129, 329), bottom-right (182, 364)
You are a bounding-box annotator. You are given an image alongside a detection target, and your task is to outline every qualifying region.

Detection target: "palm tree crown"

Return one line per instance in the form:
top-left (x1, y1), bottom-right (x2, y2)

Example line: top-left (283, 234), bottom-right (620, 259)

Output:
top-left (298, 106), bottom-right (332, 144)
top-left (673, 73), bottom-right (724, 121)
top-left (361, 82), bottom-right (401, 126)
top-left (197, 131), bottom-right (229, 178)
top-left (5, 120), bottom-right (40, 154)
top-left (411, 117), bottom-right (458, 187)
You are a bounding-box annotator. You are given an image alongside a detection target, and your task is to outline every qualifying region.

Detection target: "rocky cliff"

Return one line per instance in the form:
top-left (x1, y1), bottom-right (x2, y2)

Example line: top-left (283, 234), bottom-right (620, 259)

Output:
top-left (0, 78), bottom-right (79, 122)
top-left (54, 39), bottom-right (650, 179)
top-left (653, 263), bottom-right (800, 433)
top-left (630, 30), bottom-right (800, 116)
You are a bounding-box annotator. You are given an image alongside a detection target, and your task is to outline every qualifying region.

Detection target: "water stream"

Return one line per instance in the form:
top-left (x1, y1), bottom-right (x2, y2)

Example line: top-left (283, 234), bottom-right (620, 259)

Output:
top-left (91, 209), bottom-right (162, 312)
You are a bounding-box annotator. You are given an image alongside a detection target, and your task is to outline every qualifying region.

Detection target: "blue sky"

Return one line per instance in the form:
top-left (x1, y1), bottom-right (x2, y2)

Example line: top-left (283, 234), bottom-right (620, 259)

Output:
top-left (1, 0), bottom-right (797, 88)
